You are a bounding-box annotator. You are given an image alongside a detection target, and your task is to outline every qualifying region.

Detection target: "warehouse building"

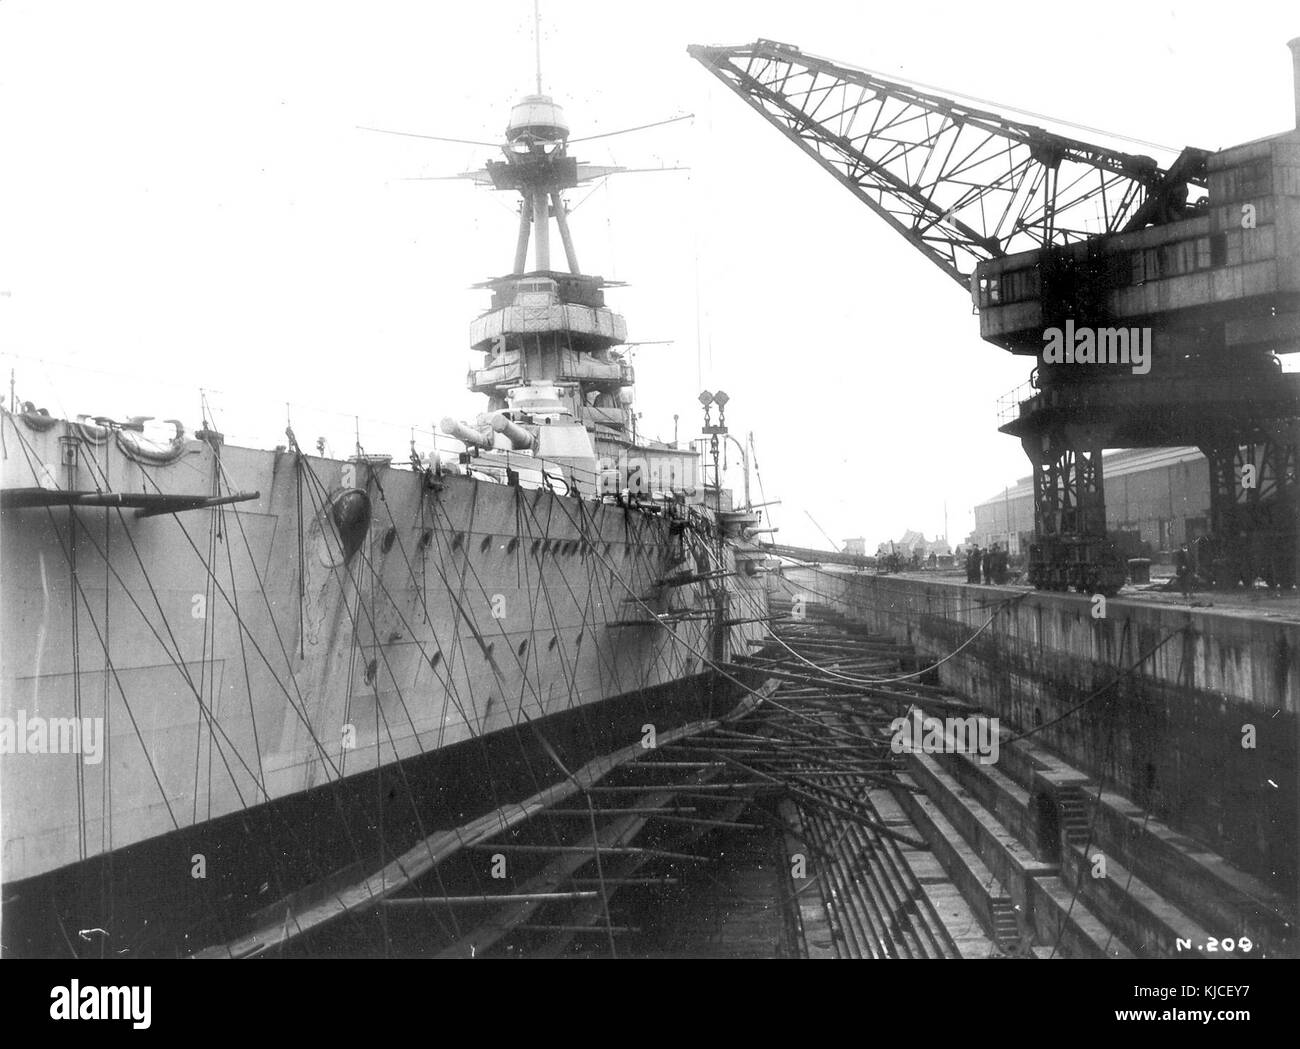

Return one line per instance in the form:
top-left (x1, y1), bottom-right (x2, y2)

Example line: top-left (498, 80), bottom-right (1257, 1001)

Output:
top-left (972, 447), bottom-right (1210, 559)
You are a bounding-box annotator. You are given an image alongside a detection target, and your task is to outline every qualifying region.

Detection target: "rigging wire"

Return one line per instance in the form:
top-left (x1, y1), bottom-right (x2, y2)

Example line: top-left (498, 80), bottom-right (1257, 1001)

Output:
top-left (295, 448), bottom-right (594, 936)
top-left (766, 592), bottom-right (1025, 686)
top-left (77, 455), bottom-right (373, 935)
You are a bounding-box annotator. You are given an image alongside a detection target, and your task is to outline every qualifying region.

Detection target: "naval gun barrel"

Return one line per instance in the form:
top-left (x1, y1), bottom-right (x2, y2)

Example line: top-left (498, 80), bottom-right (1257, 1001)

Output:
top-left (490, 414), bottom-right (536, 451)
top-left (440, 417), bottom-right (494, 450)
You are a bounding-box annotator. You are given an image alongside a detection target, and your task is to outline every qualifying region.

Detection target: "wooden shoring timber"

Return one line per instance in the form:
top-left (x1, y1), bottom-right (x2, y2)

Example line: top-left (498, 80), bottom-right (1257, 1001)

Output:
top-left (751, 803), bottom-right (839, 865)
top-left (455, 791), bottom-right (756, 960)
top-left (774, 763), bottom-right (909, 800)
top-left (744, 760), bottom-right (901, 771)
top-left (800, 784), bottom-right (957, 960)
top-left (380, 891), bottom-right (600, 906)
top-left (774, 626), bottom-right (902, 639)
top-left (774, 630), bottom-right (897, 645)
top-left (754, 636), bottom-right (903, 649)
top-left (537, 806), bottom-right (701, 817)
top-left (778, 797), bottom-right (838, 959)
top-left (738, 656), bottom-right (898, 675)
top-left (193, 688), bottom-right (774, 959)
top-left (586, 782), bottom-right (775, 793)
top-left (693, 724), bottom-right (907, 810)
top-left (524, 795), bottom-right (755, 959)
top-left (743, 710), bottom-right (861, 722)
top-left (743, 692), bottom-right (847, 703)
top-left (710, 751), bottom-right (929, 851)
top-left (762, 697), bottom-right (919, 717)
top-left (515, 924), bottom-right (639, 934)
top-left (736, 653), bottom-right (875, 667)
top-left (648, 812), bottom-right (764, 830)
top-left (673, 791), bottom-right (769, 805)
top-left (725, 664), bottom-right (980, 714)
top-left (818, 658), bottom-right (904, 670)
top-left (770, 641), bottom-right (912, 656)
top-left (716, 661), bottom-right (885, 693)
top-left (467, 843), bottom-right (712, 861)
top-left (724, 713), bottom-right (883, 751)
top-left (761, 709), bottom-right (898, 727)
top-left (435, 788), bottom-right (697, 959)
top-left (707, 727), bottom-right (819, 744)
top-left (778, 639), bottom-right (911, 652)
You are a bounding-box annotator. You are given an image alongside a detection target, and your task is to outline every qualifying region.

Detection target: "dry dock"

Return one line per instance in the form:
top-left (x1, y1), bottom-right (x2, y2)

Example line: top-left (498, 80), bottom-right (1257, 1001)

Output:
top-left (238, 587), bottom-right (1296, 959)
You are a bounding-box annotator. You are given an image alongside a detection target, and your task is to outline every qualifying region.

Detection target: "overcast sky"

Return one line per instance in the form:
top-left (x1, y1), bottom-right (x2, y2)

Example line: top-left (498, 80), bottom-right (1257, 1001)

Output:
top-left (2, 1), bottom-right (1296, 548)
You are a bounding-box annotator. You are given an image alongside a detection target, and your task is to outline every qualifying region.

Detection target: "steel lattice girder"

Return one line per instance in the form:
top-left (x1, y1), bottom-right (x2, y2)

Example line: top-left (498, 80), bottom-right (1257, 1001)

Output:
top-left (1202, 427), bottom-right (1300, 526)
top-left (1199, 427), bottom-right (1299, 586)
top-left (1024, 442), bottom-right (1108, 540)
top-left (688, 40), bottom-right (1208, 288)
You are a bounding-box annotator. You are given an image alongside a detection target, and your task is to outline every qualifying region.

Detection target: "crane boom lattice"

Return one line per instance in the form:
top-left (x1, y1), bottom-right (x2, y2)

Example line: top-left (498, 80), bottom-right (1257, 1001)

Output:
top-left (688, 40), bottom-right (1207, 288)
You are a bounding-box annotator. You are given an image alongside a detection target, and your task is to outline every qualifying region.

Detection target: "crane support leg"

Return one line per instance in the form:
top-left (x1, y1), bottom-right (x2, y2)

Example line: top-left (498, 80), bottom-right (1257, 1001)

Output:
top-left (1200, 424), bottom-right (1300, 589)
top-left (1022, 433), bottom-right (1125, 595)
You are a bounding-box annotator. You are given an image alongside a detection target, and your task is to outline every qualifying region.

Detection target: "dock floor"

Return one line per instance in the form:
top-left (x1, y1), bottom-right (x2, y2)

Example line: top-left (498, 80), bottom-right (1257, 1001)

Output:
top-left (232, 604), bottom-right (1293, 959)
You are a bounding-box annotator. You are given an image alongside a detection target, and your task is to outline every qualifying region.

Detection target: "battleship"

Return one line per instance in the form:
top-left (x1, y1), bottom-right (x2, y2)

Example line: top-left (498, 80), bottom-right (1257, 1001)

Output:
top-left (5, 2), bottom-right (1299, 982)
top-left (0, 86), bottom-right (773, 957)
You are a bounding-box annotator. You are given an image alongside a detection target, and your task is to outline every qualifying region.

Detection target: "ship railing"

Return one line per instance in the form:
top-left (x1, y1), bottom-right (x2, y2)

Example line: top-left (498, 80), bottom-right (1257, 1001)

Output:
top-left (441, 441), bottom-right (701, 507)
top-left (0, 349), bottom-right (702, 506)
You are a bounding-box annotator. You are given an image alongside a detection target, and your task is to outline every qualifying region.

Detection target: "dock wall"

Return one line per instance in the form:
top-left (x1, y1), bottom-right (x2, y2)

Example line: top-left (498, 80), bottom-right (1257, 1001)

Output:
top-left (778, 570), bottom-right (1299, 894)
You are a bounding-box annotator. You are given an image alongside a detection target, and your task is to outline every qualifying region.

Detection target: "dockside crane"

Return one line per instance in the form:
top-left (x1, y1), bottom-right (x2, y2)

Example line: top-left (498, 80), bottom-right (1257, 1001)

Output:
top-left (690, 38), bottom-right (1300, 593)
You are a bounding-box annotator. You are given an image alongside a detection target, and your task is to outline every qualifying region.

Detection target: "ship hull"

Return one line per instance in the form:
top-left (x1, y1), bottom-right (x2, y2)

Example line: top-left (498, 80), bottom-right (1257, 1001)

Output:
top-left (2, 669), bottom-right (751, 957)
top-left (0, 412), bottom-right (770, 956)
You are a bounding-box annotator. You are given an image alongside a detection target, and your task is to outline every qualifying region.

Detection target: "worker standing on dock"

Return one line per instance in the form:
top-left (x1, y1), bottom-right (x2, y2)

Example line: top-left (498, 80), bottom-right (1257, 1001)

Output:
top-left (967, 545), bottom-right (982, 583)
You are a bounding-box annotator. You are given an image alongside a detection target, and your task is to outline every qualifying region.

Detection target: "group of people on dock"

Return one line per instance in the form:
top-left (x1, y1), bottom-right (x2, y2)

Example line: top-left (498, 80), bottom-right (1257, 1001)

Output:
top-left (965, 543), bottom-right (1008, 585)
